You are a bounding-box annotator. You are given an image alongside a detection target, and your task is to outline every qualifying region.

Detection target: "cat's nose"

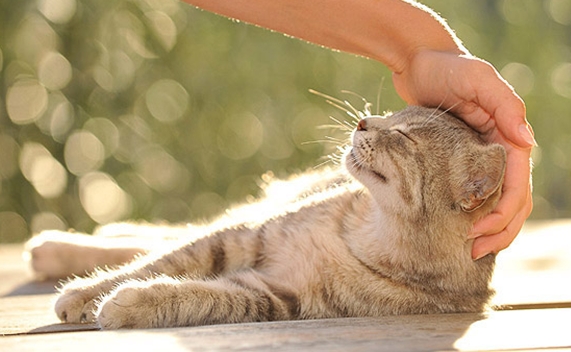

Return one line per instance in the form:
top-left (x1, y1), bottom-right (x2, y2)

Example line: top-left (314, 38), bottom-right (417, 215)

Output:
top-left (357, 119), bottom-right (367, 131)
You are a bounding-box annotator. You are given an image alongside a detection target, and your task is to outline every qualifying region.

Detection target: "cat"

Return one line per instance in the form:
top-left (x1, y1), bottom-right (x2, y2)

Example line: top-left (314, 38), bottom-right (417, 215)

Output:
top-left (26, 105), bottom-right (506, 329)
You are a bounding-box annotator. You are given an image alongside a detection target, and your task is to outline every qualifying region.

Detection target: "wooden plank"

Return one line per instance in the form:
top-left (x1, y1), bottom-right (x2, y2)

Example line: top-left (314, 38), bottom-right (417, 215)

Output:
top-left (491, 219), bottom-right (571, 307)
top-left (1, 219), bottom-right (570, 351)
top-left (1, 308), bottom-right (570, 351)
top-left (0, 294), bottom-right (97, 335)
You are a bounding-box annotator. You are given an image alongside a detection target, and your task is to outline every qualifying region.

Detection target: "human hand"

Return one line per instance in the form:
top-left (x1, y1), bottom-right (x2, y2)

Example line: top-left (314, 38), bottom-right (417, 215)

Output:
top-left (392, 50), bottom-right (535, 260)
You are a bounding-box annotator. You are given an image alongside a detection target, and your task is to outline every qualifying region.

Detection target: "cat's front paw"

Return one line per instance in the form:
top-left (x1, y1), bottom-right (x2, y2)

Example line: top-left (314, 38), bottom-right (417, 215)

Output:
top-left (97, 282), bottom-right (163, 329)
top-left (55, 285), bottom-right (101, 323)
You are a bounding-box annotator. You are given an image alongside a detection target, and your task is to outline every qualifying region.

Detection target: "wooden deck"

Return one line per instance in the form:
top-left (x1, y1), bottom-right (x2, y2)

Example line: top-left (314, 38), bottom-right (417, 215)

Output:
top-left (1, 219), bottom-right (571, 351)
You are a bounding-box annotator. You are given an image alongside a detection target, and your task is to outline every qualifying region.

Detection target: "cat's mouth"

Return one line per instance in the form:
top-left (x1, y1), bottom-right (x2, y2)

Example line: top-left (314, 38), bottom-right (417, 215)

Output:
top-left (347, 149), bottom-right (388, 183)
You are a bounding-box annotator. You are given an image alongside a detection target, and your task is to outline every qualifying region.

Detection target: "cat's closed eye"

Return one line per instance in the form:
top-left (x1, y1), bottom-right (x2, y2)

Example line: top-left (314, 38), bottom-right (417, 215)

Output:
top-left (392, 129), bottom-right (416, 143)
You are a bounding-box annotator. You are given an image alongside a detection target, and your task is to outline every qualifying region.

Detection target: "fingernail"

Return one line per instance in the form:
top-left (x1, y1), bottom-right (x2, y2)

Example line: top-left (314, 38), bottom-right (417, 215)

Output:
top-left (473, 251), bottom-right (492, 261)
top-left (519, 124), bottom-right (537, 147)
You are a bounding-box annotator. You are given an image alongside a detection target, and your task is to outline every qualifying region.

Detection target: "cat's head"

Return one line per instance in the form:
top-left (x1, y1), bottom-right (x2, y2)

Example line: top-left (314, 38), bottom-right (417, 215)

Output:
top-left (346, 106), bottom-right (506, 224)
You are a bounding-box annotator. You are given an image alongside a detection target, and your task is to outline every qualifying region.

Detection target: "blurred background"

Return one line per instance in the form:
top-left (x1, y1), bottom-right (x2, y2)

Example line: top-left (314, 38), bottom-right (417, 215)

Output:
top-left (0, 0), bottom-right (569, 243)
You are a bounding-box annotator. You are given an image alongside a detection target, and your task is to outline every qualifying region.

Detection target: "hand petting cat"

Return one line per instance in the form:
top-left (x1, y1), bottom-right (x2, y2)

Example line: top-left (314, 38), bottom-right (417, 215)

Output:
top-left (182, 0), bottom-right (535, 259)
top-left (392, 50), bottom-right (535, 260)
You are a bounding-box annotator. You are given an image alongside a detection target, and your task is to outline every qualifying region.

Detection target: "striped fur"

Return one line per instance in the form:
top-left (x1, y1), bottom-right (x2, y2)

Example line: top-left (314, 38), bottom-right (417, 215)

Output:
top-left (29, 106), bottom-right (506, 329)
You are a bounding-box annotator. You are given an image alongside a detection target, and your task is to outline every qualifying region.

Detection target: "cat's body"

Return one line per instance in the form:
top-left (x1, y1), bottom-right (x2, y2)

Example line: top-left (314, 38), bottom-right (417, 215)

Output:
top-left (26, 106), bottom-right (506, 329)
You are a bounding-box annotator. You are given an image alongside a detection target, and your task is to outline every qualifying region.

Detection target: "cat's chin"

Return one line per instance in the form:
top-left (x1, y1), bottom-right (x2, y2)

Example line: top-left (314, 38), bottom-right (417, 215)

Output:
top-left (346, 149), bottom-right (387, 184)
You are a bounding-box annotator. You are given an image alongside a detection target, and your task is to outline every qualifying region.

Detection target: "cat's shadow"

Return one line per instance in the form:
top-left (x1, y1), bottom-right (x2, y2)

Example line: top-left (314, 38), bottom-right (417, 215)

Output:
top-left (135, 315), bottom-right (488, 351)
top-left (3, 279), bottom-right (59, 297)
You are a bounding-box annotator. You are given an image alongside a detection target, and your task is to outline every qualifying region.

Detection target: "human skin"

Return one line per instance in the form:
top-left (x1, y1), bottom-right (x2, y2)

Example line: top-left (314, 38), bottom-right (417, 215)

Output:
top-left (181, 0), bottom-right (535, 259)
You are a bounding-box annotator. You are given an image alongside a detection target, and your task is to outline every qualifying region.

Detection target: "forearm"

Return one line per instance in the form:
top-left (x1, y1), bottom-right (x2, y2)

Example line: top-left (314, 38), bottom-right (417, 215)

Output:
top-left (182, 0), bottom-right (468, 72)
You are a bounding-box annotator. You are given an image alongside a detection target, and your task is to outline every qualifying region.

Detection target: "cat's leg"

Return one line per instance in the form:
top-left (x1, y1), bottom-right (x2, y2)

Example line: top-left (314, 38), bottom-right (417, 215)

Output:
top-left (96, 271), bottom-right (300, 329)
top-left (25, 230), bottom-right (154, 280)
top-left (26, 222), bottom-right (201, 279)
top-left (55, 226), bottom-right (265, 324)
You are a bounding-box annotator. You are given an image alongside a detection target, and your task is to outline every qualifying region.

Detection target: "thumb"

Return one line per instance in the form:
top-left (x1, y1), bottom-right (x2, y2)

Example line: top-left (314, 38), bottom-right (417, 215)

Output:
top-left (490, 91), bottom-right (535, 149)
top-left (476, 63), bottom-right (535, 149)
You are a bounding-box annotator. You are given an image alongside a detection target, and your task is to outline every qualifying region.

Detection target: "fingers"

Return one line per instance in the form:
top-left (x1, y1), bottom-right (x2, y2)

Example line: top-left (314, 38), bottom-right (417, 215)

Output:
top-left (486, 89), bottom-right (535, 149)
top-left (470, 58), bottom-right (535, 149)
top-left (472, 143), bottom-right (532, 230)
top-left (471, 195), bottom-right (532, 259)
top-left (392, 50), bottom-right (535, 257)
top-left (393, 52), bottom-right (535, 151)
top-left (470, 147), bottom-right (533, 259)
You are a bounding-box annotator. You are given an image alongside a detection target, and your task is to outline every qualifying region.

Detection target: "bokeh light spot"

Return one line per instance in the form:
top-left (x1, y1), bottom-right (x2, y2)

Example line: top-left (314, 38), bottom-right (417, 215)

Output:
top-left (6, 79), bottom-right (48, 125)
top-left (84, 118), bottom-right (120, 158)
top-left (37, 0), bottom-right (77, 24)
top-left (38, 51), bottom-right (72, 90)
top-left (20, 142), bottom-right (68, 198)
top-left (217, 113), bottom-right (263, 160)
top-left (499, 0), bottom-right (536, 25)
top-left (64, 130), bottom-right (105, 176)
top-left (49, 99), bottom-right (75, 142)
top-left (135, 146), bottom-right (190, 193)
top-left (190, 192), bottom-right (227, 220)
top-left (30, 212), bottom-right (67, 234)
top-left (13, 14), bottom-right (58, 63)
top-left (500, 62), bottom-right (535, 96)
top-left (93, 50), bottom-right (135, 92)
top-left (145, 79), bottom-right (189, 123)
top-left (150, 198), bottom-right (191, 223)
top-left (261, 123), bottom-right (295, 160)
top-left (79, 172), bottom-right (131, 224)
top-left (0, 212), bottom-right (28, 243)
top-left (146, 11), bottom-right (177, 51)
top-left (551, 62), bottom-right (571, 98)
top-left (0, 134), bottom-right (20, 180)
top-left (546, 0), bottom-right (571, 25)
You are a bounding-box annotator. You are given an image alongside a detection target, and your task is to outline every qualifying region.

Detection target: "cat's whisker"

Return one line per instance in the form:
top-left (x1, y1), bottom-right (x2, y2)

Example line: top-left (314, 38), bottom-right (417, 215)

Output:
top-left (341, 99), bottom-right (363, 119)
top-left (301, 139), bottom-right (345, 146)
top-left (339, 90), bottom-right (373, 117)
top-left (375, 77), bottom-right (385, 116)
top-left (317, 124), bottom-right (354, 135)
top-left (420, 91), bottom-right (460, 126)
top-left (310, 88), bottom-right (387, 128)
top-left (325, 135), bottom-right (346, 142)
top-left (437, 101), bottom-right (461, 116)
top-left (310, 89), bottom-right (358, 118)
top-left (326, 116), bottom-right (355, 132)
top-left (309, 89), bottom-right (346, 105)
top-left (312, 157), bottom-right (335, 169)
top-left (328, 153), bottom-right (343, 165)
top-left (326, 100), bottom-right (360, 119)
top-left (418, 100), bottom-right (462, 129)
top-left (330, 114), bottom-right (357, 128)
top-left (310, 89), bottom-right (373, 121)
top-left (339, 90), bottom-right (369, 102)
top-left (312, 147), bottom-right (348, 168)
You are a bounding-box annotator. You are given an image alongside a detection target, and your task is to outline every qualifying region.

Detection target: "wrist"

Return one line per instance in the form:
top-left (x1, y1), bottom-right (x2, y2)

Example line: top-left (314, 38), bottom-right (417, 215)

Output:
top-left (374, 1), bottom-right (469, 74)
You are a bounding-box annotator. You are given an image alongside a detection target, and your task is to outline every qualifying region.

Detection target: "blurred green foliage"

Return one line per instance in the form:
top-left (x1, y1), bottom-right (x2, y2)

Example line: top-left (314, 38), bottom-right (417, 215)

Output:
top-left (0, 0), bottom-right (569, 243)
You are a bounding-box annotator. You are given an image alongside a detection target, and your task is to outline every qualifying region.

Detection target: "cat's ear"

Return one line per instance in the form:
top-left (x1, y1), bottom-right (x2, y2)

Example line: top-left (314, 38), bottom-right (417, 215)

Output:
top-left (454, 144), bottom-right (507, 213)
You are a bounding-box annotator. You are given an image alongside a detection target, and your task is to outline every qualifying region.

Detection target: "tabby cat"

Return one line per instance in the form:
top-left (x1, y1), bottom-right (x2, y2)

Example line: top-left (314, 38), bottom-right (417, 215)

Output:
top-left (26, 106), bottom-right (506, 329)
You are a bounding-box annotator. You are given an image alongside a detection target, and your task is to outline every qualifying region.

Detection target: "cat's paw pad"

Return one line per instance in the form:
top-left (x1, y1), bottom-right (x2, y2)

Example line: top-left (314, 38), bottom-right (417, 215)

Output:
top-left (55, 287), bottom-right (100, 324)
top-left (97, 285), bottom-right (155, 329)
